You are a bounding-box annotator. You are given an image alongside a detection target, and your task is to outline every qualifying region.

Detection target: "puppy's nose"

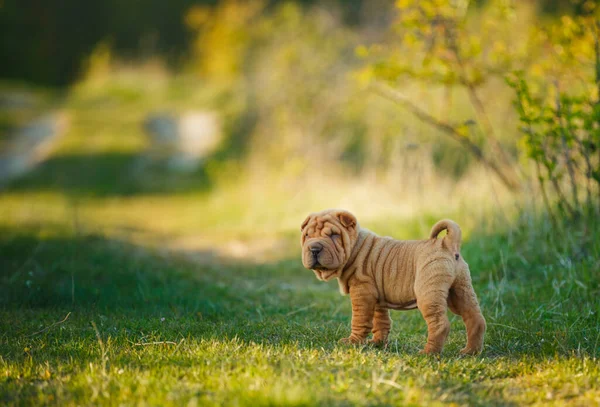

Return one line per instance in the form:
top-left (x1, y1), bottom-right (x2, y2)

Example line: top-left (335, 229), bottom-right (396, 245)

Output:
top-left (309, 244), bottom-right (322, 256)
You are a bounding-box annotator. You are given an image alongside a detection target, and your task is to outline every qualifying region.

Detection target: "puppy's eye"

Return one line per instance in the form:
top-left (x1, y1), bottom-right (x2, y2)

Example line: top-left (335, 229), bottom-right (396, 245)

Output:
top-left (330, 233), bottom-right (340, 239)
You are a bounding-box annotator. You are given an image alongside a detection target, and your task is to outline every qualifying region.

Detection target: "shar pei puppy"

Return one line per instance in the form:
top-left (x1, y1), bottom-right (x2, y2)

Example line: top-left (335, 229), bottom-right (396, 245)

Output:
top-left (300, 209), bottom-right (486, 355)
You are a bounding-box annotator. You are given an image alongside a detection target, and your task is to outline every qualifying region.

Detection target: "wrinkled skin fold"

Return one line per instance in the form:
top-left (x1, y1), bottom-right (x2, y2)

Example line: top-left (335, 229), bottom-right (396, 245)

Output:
top-left (300, 209), bottom-right (486, 355)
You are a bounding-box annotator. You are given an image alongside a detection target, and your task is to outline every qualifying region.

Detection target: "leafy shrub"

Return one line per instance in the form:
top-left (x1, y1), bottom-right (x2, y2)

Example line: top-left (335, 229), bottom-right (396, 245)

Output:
top-left (507, 15), bottom-right (600, 219)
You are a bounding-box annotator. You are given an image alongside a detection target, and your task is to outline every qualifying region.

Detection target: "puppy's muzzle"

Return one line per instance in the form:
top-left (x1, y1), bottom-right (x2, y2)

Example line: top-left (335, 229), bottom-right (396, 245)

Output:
top-left (308, 242), bottom-right (328, 270)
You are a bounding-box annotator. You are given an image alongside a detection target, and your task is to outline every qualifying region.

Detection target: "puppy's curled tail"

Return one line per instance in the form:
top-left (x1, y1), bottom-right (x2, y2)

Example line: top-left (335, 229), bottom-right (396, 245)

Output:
top-left (430, 219), bottom-right (462, 257)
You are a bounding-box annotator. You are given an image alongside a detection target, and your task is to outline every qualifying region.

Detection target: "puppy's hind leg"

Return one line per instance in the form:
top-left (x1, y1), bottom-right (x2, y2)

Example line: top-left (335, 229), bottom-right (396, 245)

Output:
top-left (415, 266), bottom-right (454, 354)
top-left (447, 265), bottom-right (486, 355)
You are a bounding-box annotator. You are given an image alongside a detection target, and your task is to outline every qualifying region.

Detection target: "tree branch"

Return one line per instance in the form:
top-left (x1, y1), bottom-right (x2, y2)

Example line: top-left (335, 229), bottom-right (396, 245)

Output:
top-left (371, 82), bottom-right (519, 190)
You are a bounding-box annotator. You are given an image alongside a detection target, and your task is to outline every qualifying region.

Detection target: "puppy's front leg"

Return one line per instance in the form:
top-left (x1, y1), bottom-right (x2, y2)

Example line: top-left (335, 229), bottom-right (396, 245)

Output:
top-left (370, 306), bottom-right (391, 346)
top-left (339, 285), bottom-right (376, 345)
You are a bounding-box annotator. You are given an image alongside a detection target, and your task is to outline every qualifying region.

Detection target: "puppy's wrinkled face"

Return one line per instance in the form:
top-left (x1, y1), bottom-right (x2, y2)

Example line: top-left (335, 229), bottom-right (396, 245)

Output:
top-left (300, 209), bottom-right (359, 281)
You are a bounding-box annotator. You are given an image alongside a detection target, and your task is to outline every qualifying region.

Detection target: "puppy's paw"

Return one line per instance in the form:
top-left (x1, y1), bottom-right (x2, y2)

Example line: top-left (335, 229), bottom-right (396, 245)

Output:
top-left (338, 336), bottom-right (365, 345)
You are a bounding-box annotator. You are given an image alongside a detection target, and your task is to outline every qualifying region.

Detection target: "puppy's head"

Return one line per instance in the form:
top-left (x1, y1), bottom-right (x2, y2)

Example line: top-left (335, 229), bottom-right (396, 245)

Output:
top-left (300, 209), bottom-right (359, 281)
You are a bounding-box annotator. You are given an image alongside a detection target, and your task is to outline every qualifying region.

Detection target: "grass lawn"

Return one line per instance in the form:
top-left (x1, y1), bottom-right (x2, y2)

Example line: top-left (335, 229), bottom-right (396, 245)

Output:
top-left (1, 90), bottom-right (600, 406)
top-left (2, 215), bottom-right (600, 406)
top-left (1, 221), bottom-right (599, 406)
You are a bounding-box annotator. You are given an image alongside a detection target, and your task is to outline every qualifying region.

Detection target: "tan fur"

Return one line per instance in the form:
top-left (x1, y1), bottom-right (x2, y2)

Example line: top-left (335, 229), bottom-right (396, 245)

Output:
top-left (300, 209), bottom-right (486, 355)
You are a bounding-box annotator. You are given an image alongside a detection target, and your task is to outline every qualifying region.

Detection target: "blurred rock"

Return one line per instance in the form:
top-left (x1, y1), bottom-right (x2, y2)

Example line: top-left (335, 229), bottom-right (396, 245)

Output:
top-left (143, 111), bottom-right (221, 172)
top-left (0, 112), bottom-right (69, 187)
top-left (0, 91), bottom-right (37, 109)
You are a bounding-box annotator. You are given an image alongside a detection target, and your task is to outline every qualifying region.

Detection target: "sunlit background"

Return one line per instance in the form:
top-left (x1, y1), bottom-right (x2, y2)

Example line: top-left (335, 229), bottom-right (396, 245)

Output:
top-left (1, 0), bottom-right (598, 259)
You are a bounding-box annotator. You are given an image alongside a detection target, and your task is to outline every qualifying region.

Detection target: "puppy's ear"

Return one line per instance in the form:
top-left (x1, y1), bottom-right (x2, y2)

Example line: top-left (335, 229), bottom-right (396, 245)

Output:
top-left (300, 215), bottom-right (311, 231)
top-left (337, 211), bottom-right (357, 229)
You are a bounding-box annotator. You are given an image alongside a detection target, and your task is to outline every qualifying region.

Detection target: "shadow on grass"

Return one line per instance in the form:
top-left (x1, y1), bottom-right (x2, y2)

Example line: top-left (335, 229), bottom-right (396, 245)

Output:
top-left (0, 226), bottom-right (231, 312)
top-left (4, 152), bottom-right (215, 197)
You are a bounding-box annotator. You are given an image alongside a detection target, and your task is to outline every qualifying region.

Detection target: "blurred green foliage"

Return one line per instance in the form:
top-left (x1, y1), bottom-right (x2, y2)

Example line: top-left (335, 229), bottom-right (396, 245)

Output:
top-left (357, 0), bottom-right (599, 198)
top-left (0, 0), bottom-right (209, 85)
top-left (0, 0), bottom-right (596, 86)
top-left (507, 14), bottom-right (600, 218)
top-left (2, 0), bottom-right (599, 204)
top-left (0, 0), bottom-right (369, 86)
